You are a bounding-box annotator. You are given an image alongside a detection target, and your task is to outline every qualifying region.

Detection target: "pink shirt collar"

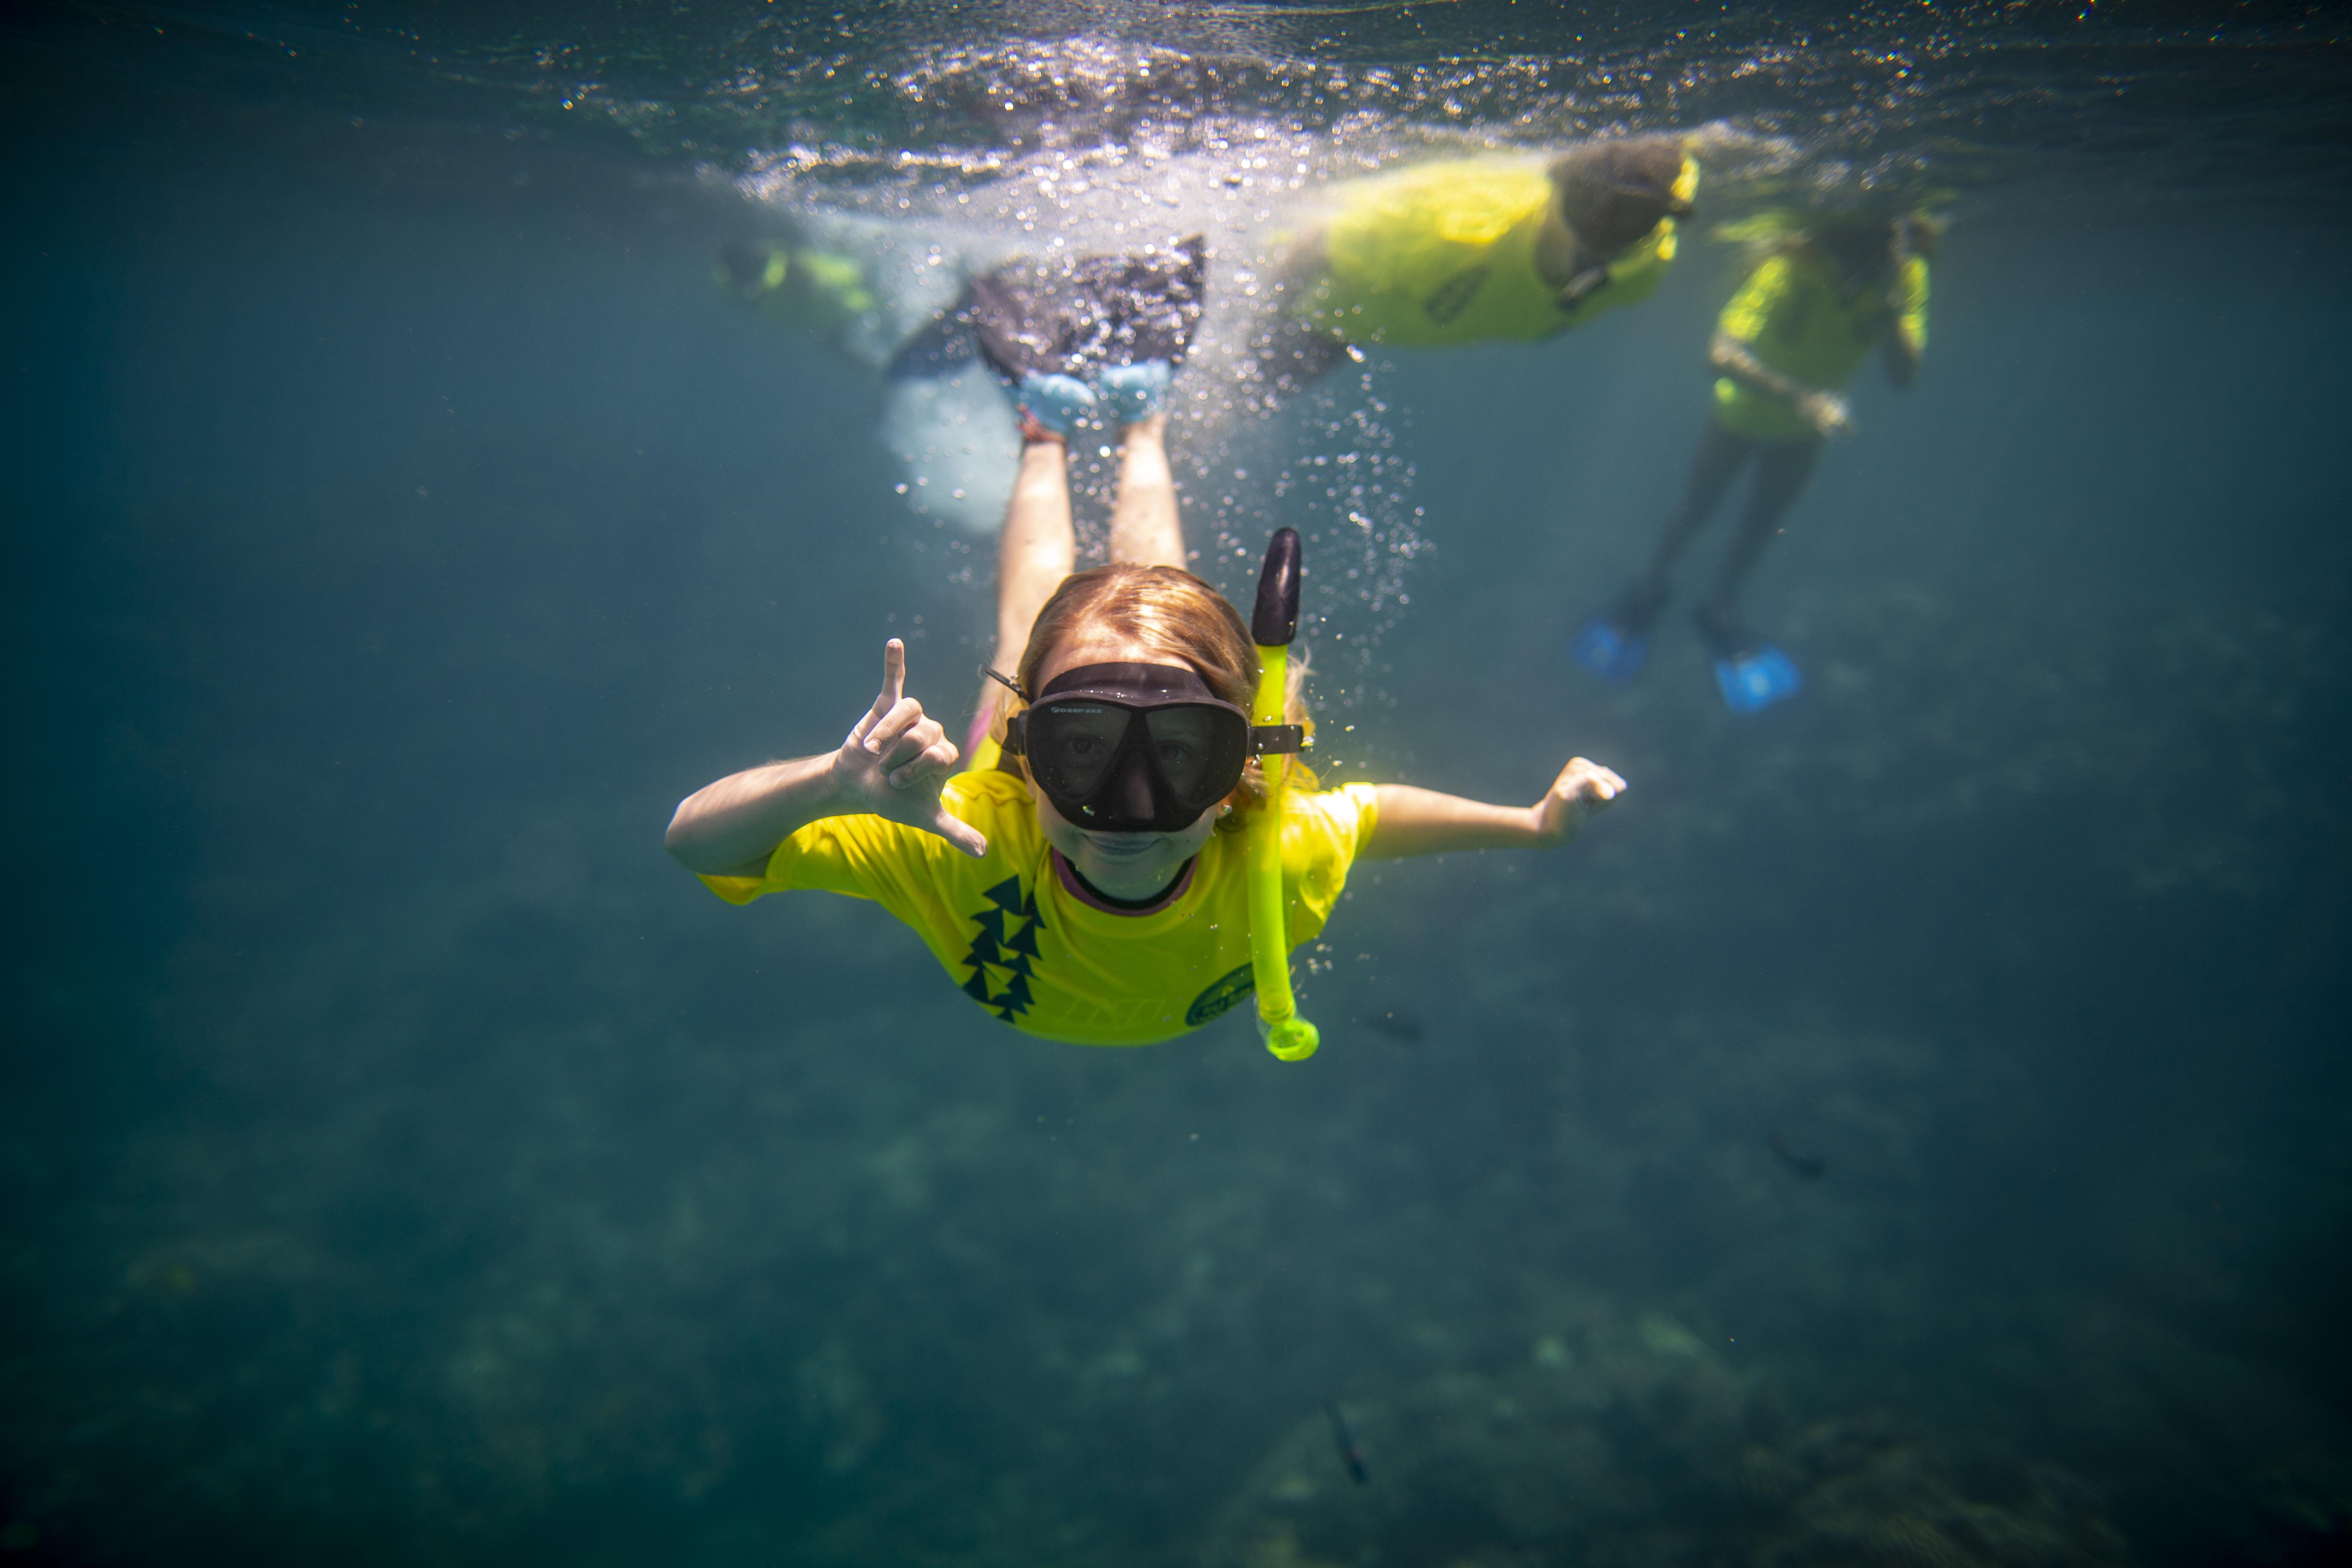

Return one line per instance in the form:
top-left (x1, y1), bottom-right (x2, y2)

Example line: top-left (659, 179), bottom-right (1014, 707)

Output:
top-left (1050, 848), bottom-right (1197, 916)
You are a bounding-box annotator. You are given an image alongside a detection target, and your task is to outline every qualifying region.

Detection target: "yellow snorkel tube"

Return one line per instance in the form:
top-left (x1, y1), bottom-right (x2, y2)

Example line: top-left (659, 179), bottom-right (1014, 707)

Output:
top-left (1246, 529), bottom-right (1320, 1063)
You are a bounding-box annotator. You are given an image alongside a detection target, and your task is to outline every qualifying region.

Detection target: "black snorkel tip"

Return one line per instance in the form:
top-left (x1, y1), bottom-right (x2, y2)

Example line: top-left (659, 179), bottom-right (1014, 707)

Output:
top-left (1253, 528), bottom-right (1302, 648)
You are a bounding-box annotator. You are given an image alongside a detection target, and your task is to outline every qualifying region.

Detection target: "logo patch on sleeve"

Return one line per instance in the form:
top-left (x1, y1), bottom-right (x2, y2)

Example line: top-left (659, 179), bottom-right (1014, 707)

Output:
top-left (1185, 962), bottom-right (1258, 1028)
top-left (1421, 263), bottom-right (1491, 325)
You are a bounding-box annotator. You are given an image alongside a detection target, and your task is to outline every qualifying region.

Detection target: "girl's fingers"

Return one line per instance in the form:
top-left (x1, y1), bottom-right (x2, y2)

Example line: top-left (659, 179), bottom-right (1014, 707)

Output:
top-left (890, 718), bottom-right (945, 766)
top-left (1559, 758), bottom-right (1627, 804)
top-left (887, 728), bottom-right (955, 781)
top-left (850, 638), bottom-right (910, 746)
top-left (863, 698), bottom-right (931, 759)
top-left (928, 805), bottom-right (988, 858)
top-left (888, 737), bottom-right (961, 788)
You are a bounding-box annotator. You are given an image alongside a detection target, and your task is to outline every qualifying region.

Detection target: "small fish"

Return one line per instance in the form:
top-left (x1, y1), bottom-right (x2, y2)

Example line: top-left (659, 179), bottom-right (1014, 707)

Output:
top-left (1362, 1010), bottom-right (1424, 1044)
top-left (1768, 1129), bottom-right (1826, 1180)
top-left (1324, 1401), bottom-right (1369, 1486)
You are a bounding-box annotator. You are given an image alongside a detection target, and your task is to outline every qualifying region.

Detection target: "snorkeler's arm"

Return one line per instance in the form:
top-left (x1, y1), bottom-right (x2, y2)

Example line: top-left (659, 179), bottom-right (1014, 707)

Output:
top-left (1359, 758), bottom-right (1626, 860)
top-left (1709, 331), bottom-right (1852, 439)
top-left (664, 753), bottom-right (843, 878)
top-left (664, 639), bottom-right (987, 877)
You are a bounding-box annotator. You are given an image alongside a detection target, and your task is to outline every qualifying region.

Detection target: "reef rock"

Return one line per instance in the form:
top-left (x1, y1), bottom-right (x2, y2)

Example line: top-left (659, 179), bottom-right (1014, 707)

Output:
top-left (1203, 1311), bottom-right (2131, 1568)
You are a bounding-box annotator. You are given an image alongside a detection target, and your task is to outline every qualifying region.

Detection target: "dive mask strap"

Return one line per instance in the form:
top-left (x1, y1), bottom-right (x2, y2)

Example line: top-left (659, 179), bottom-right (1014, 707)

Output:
top-left (1557, 263), bottom-right (1611, 311)
top-left (1250, 724), bottom-right (1305, 755)
top-left (979, 664), bottom-right (1032, 756)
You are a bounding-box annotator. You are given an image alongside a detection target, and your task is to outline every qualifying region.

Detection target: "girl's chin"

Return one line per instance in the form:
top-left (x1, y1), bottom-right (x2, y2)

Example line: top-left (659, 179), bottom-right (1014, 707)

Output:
top-left (1074, 846), bottom-right (1179, 896)
top-left (1079, 833), bottom-right (1164, 862)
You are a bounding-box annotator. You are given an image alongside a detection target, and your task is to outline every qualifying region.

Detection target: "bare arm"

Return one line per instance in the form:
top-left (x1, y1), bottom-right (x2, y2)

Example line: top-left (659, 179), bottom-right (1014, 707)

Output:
top-left (665, 639), bottom-right (986, 878)
top-left (1360, 758), bottom-right (1626, 861)
top-left (1710, 331), bottom-right (1852, 439)
top-left (665, 752), bottom-right (846, 878)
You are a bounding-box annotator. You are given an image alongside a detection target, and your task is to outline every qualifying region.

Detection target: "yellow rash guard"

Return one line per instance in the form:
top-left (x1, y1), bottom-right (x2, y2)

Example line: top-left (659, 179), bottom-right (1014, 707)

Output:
top-left (1713, 248), bottom-right (1930, 441)
top-left (697, 768), bottom-right (1381, 1046)
top-left (1296, 156), bottom-right (1688, 348)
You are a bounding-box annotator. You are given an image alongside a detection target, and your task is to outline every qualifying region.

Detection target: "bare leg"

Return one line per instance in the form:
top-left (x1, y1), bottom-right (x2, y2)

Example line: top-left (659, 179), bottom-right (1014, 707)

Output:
top-left (969, 435), bottom-right (1078, 750)
top-left (1106, 414), bottom-right (1185, 568)
top-left (971, 413), bottom-right (1180, 747)
top-left (1697, 436), bottom-right (1820, 626)
top-left (993, 435), bottom-right (1078, 670)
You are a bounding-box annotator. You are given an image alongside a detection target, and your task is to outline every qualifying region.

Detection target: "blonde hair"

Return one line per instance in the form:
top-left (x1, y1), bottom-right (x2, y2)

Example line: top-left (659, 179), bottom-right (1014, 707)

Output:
top-left (999, 564), bottom-right (1314, 829)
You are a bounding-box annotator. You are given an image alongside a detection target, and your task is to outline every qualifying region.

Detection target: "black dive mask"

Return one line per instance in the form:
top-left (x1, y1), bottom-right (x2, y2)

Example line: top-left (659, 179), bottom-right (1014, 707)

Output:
top-left (987, 662), bottom-right (1304, 834)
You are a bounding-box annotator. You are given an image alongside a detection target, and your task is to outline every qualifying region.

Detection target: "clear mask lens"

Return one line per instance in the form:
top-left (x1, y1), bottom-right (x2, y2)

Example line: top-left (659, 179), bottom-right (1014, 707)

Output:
top-left (1030, 702), bottom-right (1130, 799)
top-left (1142, 706), bottom-right (1243, 807)
top-left (1026, 698), bottom-right (1248, 828)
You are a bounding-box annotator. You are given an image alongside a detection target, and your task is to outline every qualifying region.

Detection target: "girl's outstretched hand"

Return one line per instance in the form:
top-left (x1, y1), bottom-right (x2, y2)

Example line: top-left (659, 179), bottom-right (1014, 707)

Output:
top-left (1533, 756), bottom-right (1627, 846)
top-left (835, 639), bottom-right (989, 858)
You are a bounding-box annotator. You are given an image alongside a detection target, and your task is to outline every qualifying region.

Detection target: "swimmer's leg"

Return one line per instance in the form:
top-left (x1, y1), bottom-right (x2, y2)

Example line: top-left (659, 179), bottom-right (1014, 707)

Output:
top-left (1695, 435), bottom-right (1819, 632)
top-left (1092, 237), bottom-right (1197, 560)
top-left (1694, 435), bottom-right (1818, 712)
top-left (1107, 414), bottom-right (1184, 570)
top-left (1640, 421), bottom-right (1755, 596)
top-left (993, 432), bottom-right (1075, 669)
top-left (1574, 423), bottom-right (1751, 681)
top-left (969, 431), bottom-right (1077, 756)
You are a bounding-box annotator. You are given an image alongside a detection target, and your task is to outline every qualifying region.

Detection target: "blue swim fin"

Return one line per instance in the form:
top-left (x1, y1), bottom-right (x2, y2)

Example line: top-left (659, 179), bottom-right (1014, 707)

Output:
top-left (1571, 616), bottom-right (1649, 682)
top-left (1098, 359), bottom-right (1172, 425)
top-left (1014, 371), bottom-right (1096, 437)
top-left (1712, 644), bottom-right (1803, 713)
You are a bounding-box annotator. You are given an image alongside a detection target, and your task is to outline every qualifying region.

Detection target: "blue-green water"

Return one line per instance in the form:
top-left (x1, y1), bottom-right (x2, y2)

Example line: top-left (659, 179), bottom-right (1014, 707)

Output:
top-left (4, 3), bottom-right (2349, 1564)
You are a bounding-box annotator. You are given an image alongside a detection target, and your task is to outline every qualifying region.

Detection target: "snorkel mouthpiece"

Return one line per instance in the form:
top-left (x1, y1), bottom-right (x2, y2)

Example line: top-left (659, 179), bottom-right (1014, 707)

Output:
top-left (1247, 528), bottom-right (1320, 1063)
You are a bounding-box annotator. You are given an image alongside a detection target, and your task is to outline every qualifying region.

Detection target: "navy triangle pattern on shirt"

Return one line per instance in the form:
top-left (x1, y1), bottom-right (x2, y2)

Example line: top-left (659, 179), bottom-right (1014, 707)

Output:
top-left (962, 875), bottom-right (1044, 1025)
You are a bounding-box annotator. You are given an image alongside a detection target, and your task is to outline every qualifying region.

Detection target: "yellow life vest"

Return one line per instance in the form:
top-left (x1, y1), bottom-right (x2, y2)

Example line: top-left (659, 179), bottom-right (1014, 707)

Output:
top-left (1713, 248), bottom-right (1931, 441)
top-left (1297, 156), bottom-right (1692, 347)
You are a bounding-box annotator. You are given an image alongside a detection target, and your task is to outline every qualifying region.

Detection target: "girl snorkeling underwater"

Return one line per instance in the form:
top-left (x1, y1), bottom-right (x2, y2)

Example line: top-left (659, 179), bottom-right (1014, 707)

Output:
top-left (664, 251), bottom-right (1626, 1050)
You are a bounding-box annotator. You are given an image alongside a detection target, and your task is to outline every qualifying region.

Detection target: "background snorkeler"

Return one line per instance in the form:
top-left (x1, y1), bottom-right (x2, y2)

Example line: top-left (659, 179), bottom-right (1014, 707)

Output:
top-left (1575, 209), bottom-right (1938, 711)
top-left (1234, 135), bottom-right (1698, 410)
